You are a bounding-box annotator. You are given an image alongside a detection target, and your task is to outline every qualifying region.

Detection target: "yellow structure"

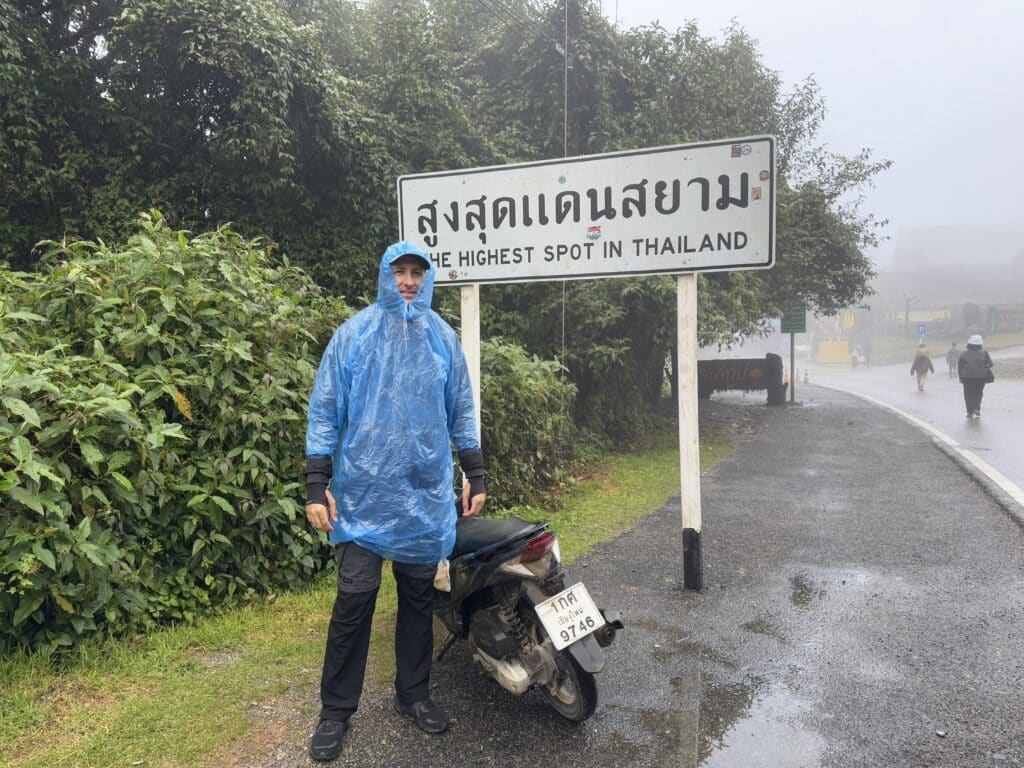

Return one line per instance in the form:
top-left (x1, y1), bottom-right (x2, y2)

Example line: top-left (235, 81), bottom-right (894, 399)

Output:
top-left (817, 340), bottom-right (850, 363)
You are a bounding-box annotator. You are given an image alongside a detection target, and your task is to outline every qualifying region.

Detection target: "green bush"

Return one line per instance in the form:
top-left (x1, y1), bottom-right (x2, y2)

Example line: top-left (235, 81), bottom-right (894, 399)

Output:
top-left (0, 212), bottom-right (350, 653)
top-left (480, 340), bottom-right (577, 507)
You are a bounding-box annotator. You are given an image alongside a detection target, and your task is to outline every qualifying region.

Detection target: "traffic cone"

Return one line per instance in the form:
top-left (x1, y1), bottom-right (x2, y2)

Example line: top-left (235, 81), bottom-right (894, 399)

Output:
top-left (803, 369), bottom-right (810, 385)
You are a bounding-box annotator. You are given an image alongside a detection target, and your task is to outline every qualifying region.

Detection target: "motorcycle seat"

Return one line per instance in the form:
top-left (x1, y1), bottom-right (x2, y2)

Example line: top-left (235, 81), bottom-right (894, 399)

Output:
top-left (451, 516), bottom-right (545, 559)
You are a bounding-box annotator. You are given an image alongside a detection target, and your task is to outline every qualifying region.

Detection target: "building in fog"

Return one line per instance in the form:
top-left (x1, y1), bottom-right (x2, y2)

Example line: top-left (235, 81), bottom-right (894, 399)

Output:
top-left (879, 224), bottom-right (1024, 306)
top-left (861, 224), bottom-right (1024, 342)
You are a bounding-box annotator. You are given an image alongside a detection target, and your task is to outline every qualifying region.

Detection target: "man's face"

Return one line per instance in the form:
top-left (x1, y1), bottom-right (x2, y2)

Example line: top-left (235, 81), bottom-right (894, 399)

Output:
top-left (391, 256), bottom-right (427, 302)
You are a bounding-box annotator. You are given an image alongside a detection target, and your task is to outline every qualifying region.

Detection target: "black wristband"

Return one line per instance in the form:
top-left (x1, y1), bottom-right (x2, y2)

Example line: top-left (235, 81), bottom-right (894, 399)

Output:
top-left (306, 482), bottom-right (328, 507)
top-left (468, 474), bottom-right (486, 499)
top-left (306, 454), bottom-right (332, 477)
top-left (458, 447), bottom-right (485, 478)
top-left (306, 455), bottom-right (332, 507)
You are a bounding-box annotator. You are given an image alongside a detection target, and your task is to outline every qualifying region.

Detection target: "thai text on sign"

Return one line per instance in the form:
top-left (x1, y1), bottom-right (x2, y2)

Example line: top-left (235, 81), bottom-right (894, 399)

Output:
top-left (398, 137), bottom-right (775, 285)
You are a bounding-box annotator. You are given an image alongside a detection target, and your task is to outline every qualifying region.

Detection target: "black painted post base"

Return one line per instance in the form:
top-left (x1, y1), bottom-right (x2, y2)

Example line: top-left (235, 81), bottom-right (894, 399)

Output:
top-left (683, 528), bottom-right (703, 591)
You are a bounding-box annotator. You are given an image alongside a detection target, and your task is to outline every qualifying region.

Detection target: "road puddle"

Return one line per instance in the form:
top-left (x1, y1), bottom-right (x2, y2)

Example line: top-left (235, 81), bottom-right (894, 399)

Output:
top-left (618, 675), bottom-right (825, 768)
top-left (696, 681), bottom-right (825, 768)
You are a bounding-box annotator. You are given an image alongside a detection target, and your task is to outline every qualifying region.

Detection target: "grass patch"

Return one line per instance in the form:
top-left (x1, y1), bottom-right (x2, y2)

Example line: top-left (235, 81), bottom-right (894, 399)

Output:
top-left (503, 430), bottom-right (733, 563)
top-left (867, 332), bottom-right (1024, 366)
top-left (0, 425), bottom-right (741, 768)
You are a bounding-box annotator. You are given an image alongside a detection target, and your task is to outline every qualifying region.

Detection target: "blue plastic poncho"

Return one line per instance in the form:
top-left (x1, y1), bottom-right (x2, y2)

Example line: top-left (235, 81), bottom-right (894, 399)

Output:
top-left (305, 241), bottom-right (479, 564)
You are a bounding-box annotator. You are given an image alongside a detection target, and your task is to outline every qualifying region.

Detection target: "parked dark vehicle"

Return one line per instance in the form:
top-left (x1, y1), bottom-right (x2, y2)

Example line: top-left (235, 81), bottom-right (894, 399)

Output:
top-left (434, 504), bottom-right (624, 722)
top-left (697, 353), bottom-right (787, 405)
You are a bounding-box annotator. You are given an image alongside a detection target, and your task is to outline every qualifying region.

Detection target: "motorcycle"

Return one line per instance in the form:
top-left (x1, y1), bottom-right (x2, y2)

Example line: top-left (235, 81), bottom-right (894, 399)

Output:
top-left (433, 505), bottom-right (624, 722)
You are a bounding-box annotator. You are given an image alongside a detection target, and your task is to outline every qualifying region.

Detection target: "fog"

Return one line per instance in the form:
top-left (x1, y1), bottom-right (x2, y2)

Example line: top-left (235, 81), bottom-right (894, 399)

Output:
top-left (610, 0), bottom-right (1024, 293)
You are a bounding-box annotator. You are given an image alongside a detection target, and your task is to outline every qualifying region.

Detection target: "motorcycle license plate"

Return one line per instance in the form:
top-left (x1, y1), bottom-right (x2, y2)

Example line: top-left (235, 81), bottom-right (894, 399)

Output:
top-left (535, 582), bottom-right (606, 651)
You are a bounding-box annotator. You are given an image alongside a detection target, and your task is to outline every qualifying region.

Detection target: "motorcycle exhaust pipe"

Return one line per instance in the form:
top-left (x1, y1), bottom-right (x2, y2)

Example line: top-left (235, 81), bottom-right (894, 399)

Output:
top-left (594, 609), bottom-right (624, 648)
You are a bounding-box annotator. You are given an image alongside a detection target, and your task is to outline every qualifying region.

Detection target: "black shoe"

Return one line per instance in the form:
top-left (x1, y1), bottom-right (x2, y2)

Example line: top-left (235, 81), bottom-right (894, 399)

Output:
top-left (393, 695), bottom-right (449, 734)
top-left (309, 718), bottom-right (348, 762)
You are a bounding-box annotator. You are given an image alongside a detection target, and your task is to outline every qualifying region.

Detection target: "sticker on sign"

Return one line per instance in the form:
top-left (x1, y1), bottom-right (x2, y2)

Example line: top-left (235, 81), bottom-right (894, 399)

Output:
top-left (398, 137), bottom-right (776, 285)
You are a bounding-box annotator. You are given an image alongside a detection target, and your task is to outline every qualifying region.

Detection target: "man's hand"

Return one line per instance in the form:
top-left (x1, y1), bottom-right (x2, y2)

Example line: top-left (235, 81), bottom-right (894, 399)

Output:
top-left (306, 489), bottom-right (337, 533)
top-left (462, 480), bottom-right (486, 517)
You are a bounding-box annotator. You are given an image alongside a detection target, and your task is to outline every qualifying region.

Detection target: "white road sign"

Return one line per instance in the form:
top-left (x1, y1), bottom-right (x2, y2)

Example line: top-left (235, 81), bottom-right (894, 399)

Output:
top-left (398, 136), bottom-right (775, 286)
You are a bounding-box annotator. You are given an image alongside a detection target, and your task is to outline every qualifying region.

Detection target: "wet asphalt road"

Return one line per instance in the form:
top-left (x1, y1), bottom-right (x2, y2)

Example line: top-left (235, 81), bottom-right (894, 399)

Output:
top-left (807, 348), bottom-right (1024, 494)
top-left (252, 387), bottom-right (1024, 768)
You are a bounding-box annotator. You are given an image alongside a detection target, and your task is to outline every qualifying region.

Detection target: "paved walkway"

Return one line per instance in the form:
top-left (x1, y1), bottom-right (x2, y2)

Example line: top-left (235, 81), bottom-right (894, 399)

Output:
top-left (250, 386), bottom-right (1024, 768)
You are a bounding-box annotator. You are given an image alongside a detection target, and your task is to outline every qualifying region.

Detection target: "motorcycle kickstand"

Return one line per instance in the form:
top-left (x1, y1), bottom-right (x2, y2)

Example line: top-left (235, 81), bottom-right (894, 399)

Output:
top-left (434, 631), bottom-right (458, 662)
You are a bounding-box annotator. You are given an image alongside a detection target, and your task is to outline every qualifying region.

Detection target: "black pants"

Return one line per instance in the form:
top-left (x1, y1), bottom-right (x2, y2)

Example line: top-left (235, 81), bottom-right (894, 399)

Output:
top-left (319, 542), bottom-right (436, 722)
top-left (962, 379), bottom-right (986, 413)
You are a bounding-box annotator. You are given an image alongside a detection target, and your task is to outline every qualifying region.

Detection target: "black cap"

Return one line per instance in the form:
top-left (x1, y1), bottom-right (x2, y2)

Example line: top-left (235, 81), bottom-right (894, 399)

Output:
top-left (393, 252), bottom-right (431, 270)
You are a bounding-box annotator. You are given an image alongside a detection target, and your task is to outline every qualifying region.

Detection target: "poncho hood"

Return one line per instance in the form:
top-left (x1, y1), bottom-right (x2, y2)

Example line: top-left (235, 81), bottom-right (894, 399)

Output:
top-left (377, 240), bottom-right (435, 320)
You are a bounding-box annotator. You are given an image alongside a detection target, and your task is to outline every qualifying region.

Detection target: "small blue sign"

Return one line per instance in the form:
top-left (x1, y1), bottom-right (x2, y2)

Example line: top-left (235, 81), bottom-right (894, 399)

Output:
top-left (917, 323), bottom-right (927, 337)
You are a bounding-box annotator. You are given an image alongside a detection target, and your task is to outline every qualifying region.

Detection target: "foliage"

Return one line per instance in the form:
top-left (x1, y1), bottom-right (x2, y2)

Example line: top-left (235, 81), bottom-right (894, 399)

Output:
top-left (479, 339), bottom-right (576, 506)
top-left (2, 0), bottom-right (889, 445)
top-left (481, 278), bottom-right (675, 439)
top-left (0, 211), bottom-right (580, 653)
top-left (0, 213), bottom-right (350, 653)
top-left (0, 0), bottom-right (121, 263)
top-left (0, 0), bottom-right (399, 300)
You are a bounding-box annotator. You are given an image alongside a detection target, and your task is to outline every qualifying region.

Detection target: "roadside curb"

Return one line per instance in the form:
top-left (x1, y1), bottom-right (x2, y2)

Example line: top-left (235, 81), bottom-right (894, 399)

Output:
top-left (929, 437), bottom-right (1024, 529)
top-left (812, 382), bottom-right (1024, 530)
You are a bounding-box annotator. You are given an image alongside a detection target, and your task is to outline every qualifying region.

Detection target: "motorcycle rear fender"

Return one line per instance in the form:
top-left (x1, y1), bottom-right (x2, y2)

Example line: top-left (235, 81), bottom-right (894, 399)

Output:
top-left (567, 632), bottom-right (605, 674)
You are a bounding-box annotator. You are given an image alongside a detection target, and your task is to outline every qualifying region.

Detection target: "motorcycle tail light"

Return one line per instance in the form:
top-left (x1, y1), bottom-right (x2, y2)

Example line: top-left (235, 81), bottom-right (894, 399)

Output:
top-left (521, 531), bottom-right (556, 562)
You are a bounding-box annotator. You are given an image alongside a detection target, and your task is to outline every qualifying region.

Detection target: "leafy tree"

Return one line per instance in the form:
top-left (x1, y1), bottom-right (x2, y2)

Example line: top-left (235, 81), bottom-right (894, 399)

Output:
top-left (0, 0), bottom-right (121, 267)
top-left (1, 0), bottom-right (400, 298)
top-left (479, 339), bottom-right (576, 503)
top-left (107, 0), bottom-right (403, 295)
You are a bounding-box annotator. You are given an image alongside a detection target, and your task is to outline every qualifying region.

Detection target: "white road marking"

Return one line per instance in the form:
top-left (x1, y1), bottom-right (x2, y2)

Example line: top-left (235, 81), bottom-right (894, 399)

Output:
top-left (816, 382), bottom-right (1024, 511)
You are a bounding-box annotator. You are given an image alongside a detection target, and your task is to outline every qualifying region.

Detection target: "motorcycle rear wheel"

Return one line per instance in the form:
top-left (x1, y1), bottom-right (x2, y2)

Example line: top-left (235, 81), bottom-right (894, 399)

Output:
top-left (538, 647), bottom-right (598, 722)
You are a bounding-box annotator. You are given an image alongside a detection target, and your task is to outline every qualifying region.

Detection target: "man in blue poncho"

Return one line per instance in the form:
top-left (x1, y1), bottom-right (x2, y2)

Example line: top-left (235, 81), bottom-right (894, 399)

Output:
top-left (304, 241), bottom-right (486, 761)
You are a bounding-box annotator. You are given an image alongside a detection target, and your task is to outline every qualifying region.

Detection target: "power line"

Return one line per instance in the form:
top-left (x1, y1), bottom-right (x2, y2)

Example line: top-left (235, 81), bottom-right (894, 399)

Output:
top-left (492, 0), bottom-right (566, 51)
top-left (563, 0), bottom-right (568, 157)
top-left (474, 0), bottom-right (558, 51)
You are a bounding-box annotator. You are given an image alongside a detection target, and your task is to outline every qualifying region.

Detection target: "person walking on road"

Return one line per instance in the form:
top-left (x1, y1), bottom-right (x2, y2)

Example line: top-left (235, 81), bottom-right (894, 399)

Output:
top-left (910, 343), bottom-right (934, 392)
top-left (945, 342), bottom-right (961, 378)
top-left (304, 241), bottom-right (487, 762)
top-left (957, 334), bottom-right (994, 418)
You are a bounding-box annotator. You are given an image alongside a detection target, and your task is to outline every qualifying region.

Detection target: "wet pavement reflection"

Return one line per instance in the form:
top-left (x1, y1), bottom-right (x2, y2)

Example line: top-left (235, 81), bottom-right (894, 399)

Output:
top-left (698, 682), bottom-right (825, 768)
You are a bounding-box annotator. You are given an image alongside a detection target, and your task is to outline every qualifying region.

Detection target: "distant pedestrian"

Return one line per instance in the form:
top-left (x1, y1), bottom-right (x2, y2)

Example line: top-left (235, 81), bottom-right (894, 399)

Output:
top-left (862, 341), bottom-right (872, 368)
top-left (850, 344), bottom-right (862, 369)
top-left (945, 342), bottom-right (960, 378)
top-left (909, 343), bottom-right (934, 392)
top-left (957, 334), bottom-right (994, 418)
